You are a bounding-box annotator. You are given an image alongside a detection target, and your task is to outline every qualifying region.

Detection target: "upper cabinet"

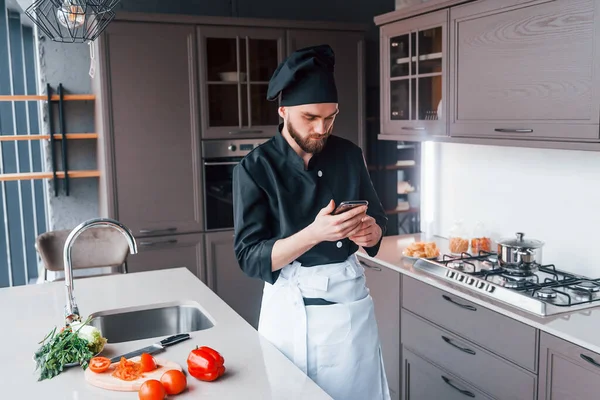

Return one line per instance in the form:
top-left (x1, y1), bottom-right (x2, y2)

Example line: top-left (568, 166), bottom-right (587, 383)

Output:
top-left (197, 26), bottom-right (285, 139)
top-left (98, 21), bottom-right (204, 237)
top-left (380, 9), bottom-right (448, 137)
top-left (449, 0), bottom-right (600, 141)
top-left (375, 0), bottom-right (600, 150)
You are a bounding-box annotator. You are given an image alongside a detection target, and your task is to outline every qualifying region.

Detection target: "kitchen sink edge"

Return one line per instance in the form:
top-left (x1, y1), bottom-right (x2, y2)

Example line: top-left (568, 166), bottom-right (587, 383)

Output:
top-left (88, 299), bottom-right (216, 344)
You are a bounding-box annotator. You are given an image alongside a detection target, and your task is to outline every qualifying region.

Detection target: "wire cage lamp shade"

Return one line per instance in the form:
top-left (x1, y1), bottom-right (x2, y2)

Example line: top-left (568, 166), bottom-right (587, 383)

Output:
top-left (25, 0), bottom-right (120, 43)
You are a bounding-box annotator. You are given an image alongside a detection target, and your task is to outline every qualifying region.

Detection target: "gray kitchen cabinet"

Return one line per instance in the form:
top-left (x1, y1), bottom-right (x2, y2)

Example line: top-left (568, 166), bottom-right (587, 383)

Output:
top-left (402, 309), bottom-right (537, 400)
top-left (287, 29), bottom-right (366, 150)
top-left (402, 275), bottom-right (538, 372)
top-left (358, 256), bottom-right (401, 400)
top-left (449, 0), bottom-right (600, 141)
top-left (539, 332), bottom-right (600, 399)
top-left (126, 233), bottom-right (205, 280)
top-left (380, 9), bottom-right (448, 138)
top-left (205, 230), bottom-right (264, 329)
top-left (402, 348), bottom-right (494, 400)
top-left (97, 21), bottom-right (204, 237)
top-left (197, 26), bottom-right (285, 139)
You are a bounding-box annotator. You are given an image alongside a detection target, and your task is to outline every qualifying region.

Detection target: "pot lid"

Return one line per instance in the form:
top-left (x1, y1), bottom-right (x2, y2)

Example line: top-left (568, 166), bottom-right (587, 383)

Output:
top-left (499, 232), bottom-right (544, 248)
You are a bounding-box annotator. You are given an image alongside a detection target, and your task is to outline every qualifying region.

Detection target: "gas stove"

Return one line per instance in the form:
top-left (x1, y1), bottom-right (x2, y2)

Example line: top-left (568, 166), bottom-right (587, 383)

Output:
top-left (413, 252), bottom-right (600, 317)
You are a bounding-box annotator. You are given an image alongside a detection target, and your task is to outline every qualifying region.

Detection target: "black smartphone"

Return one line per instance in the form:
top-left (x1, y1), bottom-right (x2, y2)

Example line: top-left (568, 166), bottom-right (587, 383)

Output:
top-left (332, 200), bottom-right (369, 215)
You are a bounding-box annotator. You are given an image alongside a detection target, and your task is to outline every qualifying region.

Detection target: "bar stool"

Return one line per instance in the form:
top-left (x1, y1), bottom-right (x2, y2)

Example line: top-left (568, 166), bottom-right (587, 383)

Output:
top-left (35, 226), bottom-right (131, 282)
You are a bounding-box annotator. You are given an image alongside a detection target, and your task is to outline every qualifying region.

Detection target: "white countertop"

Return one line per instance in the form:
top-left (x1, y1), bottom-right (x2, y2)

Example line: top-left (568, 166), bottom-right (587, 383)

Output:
top-left (2, 267), bottom-right (332, 400)
top-left (358, 234), bottom-right (600, 355)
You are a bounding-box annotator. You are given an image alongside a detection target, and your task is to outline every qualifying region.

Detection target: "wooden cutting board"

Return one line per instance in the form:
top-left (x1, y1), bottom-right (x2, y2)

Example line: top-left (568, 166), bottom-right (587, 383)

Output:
top-left (84, 356), bottom-right (183, 392)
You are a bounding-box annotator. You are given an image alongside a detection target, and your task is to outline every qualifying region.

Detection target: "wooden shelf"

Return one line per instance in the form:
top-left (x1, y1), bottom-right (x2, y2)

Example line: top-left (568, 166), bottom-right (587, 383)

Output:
top-left (0, 170), bottom-right (100, 182)
top-left (206, 81), bottom-right (270, 85)
top-left (368, 161), bottom-right (416, 171)
top-left (385, 206), bottom-right (419, 215)
top-left (0, 94), bottom-right (95, 102)
top-left (0, 133), bottom-right (98, 141)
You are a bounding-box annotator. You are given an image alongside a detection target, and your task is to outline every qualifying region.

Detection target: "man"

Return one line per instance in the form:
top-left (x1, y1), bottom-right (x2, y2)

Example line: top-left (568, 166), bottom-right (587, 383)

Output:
top-left (232, 44), bottom-right (390, 400)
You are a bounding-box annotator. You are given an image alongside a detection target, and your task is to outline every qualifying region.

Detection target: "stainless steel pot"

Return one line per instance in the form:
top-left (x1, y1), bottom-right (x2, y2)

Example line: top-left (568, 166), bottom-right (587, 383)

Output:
top-left (497, 232), bottom-right (544, 271)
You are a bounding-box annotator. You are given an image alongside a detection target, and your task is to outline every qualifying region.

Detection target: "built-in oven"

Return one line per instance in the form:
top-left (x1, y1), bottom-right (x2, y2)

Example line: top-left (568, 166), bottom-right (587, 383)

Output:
top-left (202, 138), bottom-right (269, 231)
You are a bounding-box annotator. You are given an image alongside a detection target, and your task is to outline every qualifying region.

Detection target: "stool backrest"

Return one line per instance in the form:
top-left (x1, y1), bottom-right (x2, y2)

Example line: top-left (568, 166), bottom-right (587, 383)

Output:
top-left (36, 227), bottom-right (130, 272)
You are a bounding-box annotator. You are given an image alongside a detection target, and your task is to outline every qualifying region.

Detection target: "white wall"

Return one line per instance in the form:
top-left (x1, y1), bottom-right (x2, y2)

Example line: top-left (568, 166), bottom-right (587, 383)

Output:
top-left (423, 142), bottom-right (600, 277)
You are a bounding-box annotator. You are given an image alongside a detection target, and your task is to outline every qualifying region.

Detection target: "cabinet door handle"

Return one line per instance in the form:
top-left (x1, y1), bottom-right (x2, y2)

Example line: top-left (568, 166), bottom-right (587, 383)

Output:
top-left (139, 239), bottom-right (178, 247)
top-left (580, 354), bottom-right (600, 368)
top-left (494, 128), bottom-right (533, 133)
top-left (401, 127), bottom-right (425, 131)
top-left (442, 336), bottom-right (476, 355)
top-left (228, 129), bottom-right (263, 135)
top-left (358, 260), bottom-right (382, 272)
top-left (139, 227), bottom-right (177, 234)
top-left (441, 376), bottom-right (476, 398)
top-left (442, 295), bottom-right (477, 311)
top-left (204, 161), bottom-right (239, 166)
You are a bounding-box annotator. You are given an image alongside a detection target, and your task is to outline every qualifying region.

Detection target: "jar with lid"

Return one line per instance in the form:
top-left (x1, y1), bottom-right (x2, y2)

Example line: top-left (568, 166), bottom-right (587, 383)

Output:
top-left (448, 220), bottom-right (469, 255)
top-left (470, 222), bottom-right (492, 255)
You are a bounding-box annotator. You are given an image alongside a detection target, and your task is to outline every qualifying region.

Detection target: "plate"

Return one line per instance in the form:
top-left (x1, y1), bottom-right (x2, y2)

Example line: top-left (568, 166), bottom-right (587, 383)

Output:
top-left (402, 250), bottom-right (439, 261)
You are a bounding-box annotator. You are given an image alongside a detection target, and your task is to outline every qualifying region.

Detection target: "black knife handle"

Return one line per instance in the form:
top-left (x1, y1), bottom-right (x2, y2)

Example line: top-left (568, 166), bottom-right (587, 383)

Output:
top-left (160, 333), bottom-right (190, 347)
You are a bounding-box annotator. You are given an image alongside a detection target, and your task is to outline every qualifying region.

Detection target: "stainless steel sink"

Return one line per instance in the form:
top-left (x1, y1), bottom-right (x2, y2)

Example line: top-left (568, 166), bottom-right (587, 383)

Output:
top-left (88, 301), bottom-right (215, 343)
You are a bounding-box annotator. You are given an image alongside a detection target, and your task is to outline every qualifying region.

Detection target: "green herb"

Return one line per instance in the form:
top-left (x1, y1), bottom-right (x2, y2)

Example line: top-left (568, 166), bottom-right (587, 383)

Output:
top-left (33, 316), bottom-right (95, 381)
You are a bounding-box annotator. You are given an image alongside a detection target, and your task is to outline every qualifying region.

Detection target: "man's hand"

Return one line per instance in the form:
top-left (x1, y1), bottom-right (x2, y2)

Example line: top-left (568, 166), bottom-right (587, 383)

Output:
top-left (307, 200), bottom-right (367, 244)
top-left (349, 215), bottom-right (382, 248)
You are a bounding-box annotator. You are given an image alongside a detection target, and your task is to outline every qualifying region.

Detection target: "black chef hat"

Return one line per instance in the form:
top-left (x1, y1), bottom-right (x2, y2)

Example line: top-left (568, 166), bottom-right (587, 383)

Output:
top-left (267, 44), bottom-right (337, 106)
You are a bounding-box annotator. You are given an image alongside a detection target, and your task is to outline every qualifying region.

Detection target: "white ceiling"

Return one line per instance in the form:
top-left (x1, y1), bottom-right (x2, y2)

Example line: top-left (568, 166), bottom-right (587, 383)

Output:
top-left (6, 0), bottom-right (35, 28)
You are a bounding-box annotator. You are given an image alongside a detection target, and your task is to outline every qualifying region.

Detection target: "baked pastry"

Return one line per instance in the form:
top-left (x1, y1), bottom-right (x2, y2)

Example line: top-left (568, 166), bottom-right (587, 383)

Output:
top-left (404, 242), bottom-right (440, 258)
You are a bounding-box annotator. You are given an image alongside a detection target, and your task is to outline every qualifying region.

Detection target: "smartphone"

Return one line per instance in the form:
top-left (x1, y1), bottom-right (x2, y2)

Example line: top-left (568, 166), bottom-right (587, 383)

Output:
top-left (332, 200), bottom-right (368, 215)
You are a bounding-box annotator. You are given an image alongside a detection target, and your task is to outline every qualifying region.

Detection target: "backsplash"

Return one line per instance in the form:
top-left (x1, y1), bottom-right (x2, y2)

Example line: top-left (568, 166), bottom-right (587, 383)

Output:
top-left (427, 142), bottom-right (600, 277)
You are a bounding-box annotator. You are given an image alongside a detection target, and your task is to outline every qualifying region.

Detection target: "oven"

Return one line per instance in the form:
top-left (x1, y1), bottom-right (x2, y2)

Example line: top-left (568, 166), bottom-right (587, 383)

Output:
top-left (202, 138), bottom-right (269, 231)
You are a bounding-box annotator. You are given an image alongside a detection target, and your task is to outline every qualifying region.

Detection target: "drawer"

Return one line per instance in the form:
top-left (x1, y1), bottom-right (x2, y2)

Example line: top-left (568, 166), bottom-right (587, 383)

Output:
top-left (402, 276), bottom-right (538, 372)
top-left (403, 348), bottom-right (494, 400)
top-left (402, 309), bottom-right (537, 400)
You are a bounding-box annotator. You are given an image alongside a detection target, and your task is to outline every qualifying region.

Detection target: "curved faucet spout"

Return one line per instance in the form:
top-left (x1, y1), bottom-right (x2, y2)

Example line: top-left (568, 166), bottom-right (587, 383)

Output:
top-left (63, 218), bottom-right (138, 324)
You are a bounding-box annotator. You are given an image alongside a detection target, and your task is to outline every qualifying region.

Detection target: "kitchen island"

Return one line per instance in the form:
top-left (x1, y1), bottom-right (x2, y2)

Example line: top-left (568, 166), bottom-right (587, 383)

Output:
top-left (1, 267), bottom-right (332, 400)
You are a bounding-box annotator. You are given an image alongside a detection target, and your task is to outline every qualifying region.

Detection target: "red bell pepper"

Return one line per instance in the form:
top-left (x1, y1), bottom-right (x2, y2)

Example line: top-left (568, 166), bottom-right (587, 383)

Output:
top-left (187, 346), bottom-right (226, 382)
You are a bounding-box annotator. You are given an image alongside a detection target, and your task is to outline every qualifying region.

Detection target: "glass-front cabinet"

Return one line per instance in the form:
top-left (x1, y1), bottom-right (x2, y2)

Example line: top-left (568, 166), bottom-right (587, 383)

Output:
top-left (198, 27), bottom-right (285, 139)
top-left (380, 9), bottom-right (448, 137)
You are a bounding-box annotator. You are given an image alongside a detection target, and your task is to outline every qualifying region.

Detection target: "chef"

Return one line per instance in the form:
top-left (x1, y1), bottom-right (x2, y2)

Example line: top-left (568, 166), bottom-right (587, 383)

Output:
top-left (232, 44), bottom-right (390, 400)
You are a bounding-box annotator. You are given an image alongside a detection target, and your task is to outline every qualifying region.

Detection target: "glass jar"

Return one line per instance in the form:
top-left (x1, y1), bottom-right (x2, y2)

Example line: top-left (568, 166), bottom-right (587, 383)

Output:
top-left (470, 222), bottom-right (492, 255)
top-left (448, 220), bottom-right (469, 255)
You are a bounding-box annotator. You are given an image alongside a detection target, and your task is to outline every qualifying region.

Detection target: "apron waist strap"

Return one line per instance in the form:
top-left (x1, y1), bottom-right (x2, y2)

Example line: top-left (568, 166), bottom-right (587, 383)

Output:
top-left (303, 297), bottom-right (337, 306)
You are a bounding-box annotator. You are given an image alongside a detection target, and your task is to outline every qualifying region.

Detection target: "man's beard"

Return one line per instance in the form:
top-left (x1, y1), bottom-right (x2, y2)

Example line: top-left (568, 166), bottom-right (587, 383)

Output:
top-left (287, 119), bottom-right (331, 154)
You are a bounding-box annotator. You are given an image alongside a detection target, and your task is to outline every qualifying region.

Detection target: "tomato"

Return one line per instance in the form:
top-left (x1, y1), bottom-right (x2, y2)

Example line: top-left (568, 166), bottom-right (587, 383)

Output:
top-left (139, 353), bottom-right (157, 372)
top-left (160, 369), bottom-right (187, 395)
top-left (138, 379), bottom-right (166, 400)
top-left (89, 356), bottom-right (112, 373)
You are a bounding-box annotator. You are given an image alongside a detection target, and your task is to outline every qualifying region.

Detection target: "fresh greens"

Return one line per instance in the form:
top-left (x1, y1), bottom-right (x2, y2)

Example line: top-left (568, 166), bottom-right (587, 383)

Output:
top-left (33, 317), bottom-right (105, 381)
top-left (69, 321), bottom-right (107, 355)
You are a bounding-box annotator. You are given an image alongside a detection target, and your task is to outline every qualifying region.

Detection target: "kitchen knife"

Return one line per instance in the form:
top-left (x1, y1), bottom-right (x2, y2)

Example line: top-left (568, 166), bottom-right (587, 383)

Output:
top-left (109, 333), bottom-right (191, 363)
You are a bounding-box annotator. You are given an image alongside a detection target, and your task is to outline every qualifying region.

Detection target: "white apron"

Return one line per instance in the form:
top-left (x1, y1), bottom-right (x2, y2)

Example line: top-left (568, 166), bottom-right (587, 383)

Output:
top-left (258, 254), bottom-right (391, 400)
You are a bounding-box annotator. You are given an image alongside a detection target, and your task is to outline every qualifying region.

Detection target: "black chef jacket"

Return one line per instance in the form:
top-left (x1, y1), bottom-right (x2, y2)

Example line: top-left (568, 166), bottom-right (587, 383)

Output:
top-left (232, 125), bottom-right (388, 285)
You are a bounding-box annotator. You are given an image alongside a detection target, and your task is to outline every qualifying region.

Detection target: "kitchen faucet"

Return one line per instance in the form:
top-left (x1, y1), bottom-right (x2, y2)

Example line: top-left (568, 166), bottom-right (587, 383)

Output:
top-left (63, 218), bottom-right (138, 324)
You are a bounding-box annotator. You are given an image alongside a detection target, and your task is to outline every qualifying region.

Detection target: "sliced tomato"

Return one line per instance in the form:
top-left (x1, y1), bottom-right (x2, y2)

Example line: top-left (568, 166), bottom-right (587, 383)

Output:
top-left (89, 356), bottom-right (112, 373)
top-left (140, 353), bottom-right (158, 372)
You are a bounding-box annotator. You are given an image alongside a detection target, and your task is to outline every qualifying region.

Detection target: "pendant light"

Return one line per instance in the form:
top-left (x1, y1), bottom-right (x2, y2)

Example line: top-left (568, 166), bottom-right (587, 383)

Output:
top-left (25, 0), bottom-right (120, 43)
